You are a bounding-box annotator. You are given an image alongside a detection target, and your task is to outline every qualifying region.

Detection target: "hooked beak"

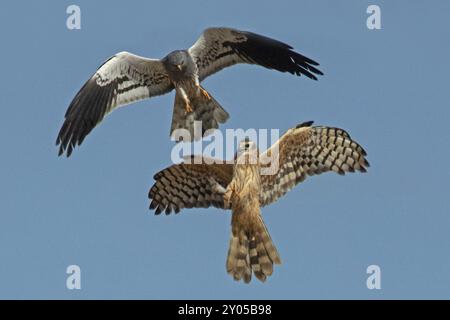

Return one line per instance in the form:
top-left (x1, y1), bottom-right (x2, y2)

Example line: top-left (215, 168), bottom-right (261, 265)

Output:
top-left (176, 64), bottom-right (182, 71)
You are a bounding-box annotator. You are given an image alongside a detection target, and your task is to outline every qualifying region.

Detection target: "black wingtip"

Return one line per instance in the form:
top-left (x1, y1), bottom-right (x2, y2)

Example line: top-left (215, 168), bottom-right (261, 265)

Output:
top-left (56, 136), bottom-right (63, 156)
top-left (56, 145), bottom-right (72, 158)
top-left (149, 200), bottom-right (157, 210)
top-left (296, 121), bottom-right (314, 128)
top-left (66, 144), bottom-right (73, 158)
top-left (309, 69), bottom-right (324, 79)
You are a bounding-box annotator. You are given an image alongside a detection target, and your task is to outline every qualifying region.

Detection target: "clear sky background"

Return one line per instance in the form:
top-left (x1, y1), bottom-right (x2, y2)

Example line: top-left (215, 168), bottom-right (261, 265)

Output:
top-left (0, 1), bottom-right (449, 299)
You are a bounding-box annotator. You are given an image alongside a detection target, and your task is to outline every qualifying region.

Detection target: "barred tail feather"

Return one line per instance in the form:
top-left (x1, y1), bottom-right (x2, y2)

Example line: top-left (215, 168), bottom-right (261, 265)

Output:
top-left (171, 89), bottom-right (229, 142)
top-left (226, 216), bottom-right (281, 283)
top-left (226, 231), bottom-right (252, 283)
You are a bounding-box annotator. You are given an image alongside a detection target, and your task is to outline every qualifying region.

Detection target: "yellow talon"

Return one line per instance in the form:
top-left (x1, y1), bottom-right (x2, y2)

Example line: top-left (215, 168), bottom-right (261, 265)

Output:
top-left (199, 86), bottom-right (211, 100)
top-left (185, 101), bottom-right (194, 113)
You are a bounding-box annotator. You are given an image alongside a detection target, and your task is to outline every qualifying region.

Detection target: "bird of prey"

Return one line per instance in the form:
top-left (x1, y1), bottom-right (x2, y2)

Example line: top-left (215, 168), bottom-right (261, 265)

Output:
top-left (148, 121), bottom-right (369, 283)
top-left (56, 27), bottom-right (323, 156)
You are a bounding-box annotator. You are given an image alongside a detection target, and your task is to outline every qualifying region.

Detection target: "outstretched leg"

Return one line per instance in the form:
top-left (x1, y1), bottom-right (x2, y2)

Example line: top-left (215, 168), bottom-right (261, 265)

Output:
top-left (196, 83), bottom-right (211, 100)
top-left (184, 100), bottom-right (193, 113)
top-left (177, 86), bottom-right (194, 113)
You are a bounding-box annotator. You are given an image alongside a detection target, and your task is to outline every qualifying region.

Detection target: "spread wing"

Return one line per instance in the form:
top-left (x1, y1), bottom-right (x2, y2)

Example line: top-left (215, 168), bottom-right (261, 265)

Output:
top-left (188, 27), bottom-right (323, 81)
top-left (259, 121), bottom-right (370, 207)
top-left (56, 51), bottom-right (174, 157)
top-left (148, 156), bottom-right (234, 215)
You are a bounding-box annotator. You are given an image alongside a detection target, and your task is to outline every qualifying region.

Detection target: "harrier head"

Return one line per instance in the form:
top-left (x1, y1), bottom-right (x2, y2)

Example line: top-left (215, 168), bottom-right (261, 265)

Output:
top-left (164, 50), bottom-right (191, 73)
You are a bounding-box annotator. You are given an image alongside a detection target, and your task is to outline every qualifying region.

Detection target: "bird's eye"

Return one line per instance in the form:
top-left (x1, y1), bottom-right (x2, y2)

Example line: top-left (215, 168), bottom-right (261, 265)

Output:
top-left (244, 143), bottom-right (250, 149)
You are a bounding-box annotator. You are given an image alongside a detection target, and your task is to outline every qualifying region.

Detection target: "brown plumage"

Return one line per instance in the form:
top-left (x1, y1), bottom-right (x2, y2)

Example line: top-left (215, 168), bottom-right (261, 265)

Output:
top-left (225, 155), bottom-right (281, 283)
top-left (148, 121), bottom-right (370, 283)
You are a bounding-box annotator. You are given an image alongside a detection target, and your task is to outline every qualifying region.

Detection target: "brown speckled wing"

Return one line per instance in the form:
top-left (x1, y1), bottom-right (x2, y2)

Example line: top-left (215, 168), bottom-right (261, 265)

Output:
top-left (148, 157), bottom-right (233, 215)
top-left (259, 121), bottom-right (370, 207)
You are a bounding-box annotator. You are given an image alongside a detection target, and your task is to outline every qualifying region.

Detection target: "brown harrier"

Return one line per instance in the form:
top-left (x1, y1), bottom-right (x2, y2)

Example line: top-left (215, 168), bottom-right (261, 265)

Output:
top-left (56, 27), bottom-right (323, 156)
top-left (148, 121), bottom-right (369, 283)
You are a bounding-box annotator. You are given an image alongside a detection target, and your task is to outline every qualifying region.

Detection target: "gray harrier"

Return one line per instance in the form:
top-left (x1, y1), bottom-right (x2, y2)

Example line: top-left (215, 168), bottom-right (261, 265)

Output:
top-left (56, 27), bottom-right (323, 156)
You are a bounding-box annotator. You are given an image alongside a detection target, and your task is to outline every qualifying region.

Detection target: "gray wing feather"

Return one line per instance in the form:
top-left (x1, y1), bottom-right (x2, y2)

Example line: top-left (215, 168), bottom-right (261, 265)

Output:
top-left (188, 27), bottom-right (323, 81)
top-left (56, 52), bottom-right (173, 156)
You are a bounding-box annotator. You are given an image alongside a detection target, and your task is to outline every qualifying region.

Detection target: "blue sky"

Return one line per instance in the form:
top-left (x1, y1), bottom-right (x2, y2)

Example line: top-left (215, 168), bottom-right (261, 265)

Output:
top-left (0, 0), bottom-right (449, 299)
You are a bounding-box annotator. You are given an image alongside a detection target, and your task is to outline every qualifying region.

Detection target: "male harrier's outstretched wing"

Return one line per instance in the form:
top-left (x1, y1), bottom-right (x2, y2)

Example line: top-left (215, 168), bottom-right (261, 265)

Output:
top-left (149, 157), bottom-right (233, 215)
top-left (56, 52), bottom-right (173, 157)
top-left (259, 121), bottom-right (370, 207)
top-left (189, 27), bottom-right (323, 81)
